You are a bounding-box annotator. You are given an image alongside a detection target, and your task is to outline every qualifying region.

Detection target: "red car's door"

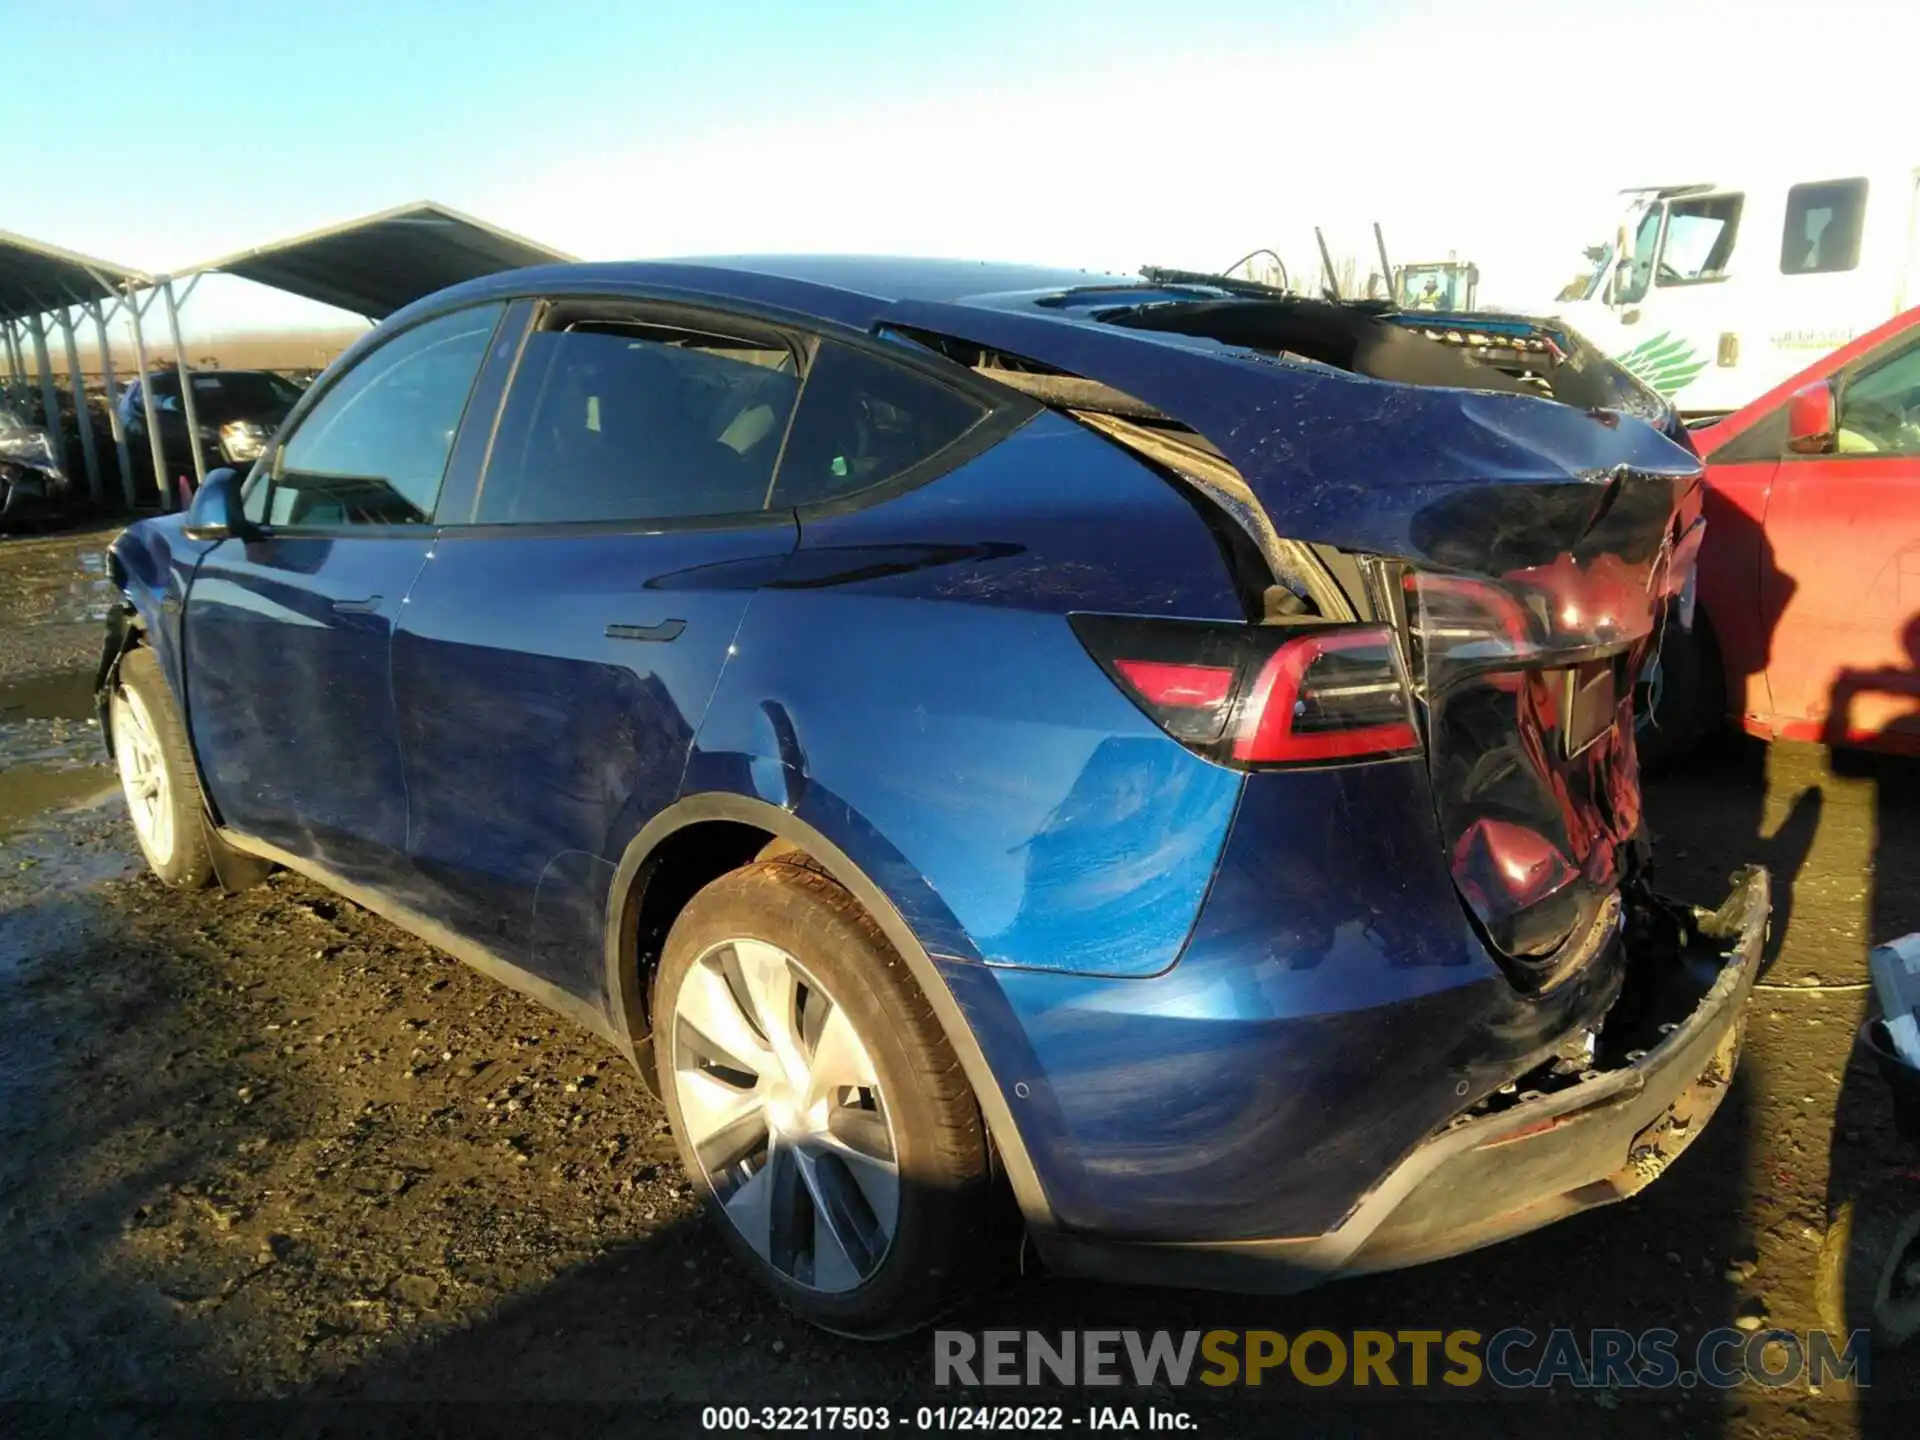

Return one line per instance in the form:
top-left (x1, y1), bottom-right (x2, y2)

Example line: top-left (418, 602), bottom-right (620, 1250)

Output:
top-left (1762, 334), bottom-right (1920, 747)
top-left (1693, 455), bottom-right (1779, 729)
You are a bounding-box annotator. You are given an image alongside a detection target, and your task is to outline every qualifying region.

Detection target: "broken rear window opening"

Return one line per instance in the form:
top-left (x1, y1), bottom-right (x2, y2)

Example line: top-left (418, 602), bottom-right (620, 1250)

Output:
top-left (1099, 294), bottom-right (1676, 430)
top-left (1107, 296), bottom-right (1544, 396)
top-left (918, 281), bottom-right (1678, 441)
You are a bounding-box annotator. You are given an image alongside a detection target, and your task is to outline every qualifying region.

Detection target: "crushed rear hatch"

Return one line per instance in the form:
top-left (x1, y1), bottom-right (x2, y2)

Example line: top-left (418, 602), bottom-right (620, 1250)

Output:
top-left (1395, 475), bottom-right (1698, 982)
top-left (883, 288), bottom-right (1704, 986)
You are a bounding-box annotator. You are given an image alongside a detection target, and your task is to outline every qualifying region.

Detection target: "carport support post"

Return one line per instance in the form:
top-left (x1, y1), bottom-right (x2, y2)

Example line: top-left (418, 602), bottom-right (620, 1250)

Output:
top-left (24, 314), bottom-right (71, 478)
top-left (2, 320), bottom-right (22, 388)
top-left (125, 289), bottom-right (172, 511)
top-left (56, 308), bottom-right (102, 503)
top-left (159, 277), bottom-right (207, 488)
top-left (88, 301), bottom-right (135, 509)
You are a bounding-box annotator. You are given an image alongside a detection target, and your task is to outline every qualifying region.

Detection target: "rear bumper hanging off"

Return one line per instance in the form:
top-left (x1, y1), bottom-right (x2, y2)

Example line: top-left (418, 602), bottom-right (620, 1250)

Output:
top-left (1034, 865), bottom-right (1770, 1294)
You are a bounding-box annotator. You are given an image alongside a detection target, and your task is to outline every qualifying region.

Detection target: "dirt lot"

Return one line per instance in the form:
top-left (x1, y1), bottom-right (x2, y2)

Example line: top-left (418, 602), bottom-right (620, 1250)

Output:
top-left (2, 527), bottom-right (1916, 1437)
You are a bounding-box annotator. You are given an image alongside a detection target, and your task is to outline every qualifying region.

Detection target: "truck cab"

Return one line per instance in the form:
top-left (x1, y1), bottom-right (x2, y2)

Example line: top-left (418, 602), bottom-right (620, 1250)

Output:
top-left (1557, 167), bottom-right (1920, 420)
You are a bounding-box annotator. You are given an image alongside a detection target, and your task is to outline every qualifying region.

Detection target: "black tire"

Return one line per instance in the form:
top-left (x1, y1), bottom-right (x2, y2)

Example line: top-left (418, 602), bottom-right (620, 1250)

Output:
top-left (1635, 614), bottom-right (1726, 770)
top-left (110, 646), bottom-right (216, 889)
top-left (653, 858), bottom-right (1001, 1336)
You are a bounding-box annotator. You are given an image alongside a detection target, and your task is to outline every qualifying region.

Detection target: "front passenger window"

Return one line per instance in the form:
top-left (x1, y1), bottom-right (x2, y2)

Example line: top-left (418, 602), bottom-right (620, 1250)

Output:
top-left (264, 304), bottom-right (503, 527)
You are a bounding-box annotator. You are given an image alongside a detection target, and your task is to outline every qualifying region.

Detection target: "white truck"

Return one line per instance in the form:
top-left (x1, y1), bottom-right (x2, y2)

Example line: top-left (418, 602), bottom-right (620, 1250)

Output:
top-left (1554, 162), bottom-right (1920, 418)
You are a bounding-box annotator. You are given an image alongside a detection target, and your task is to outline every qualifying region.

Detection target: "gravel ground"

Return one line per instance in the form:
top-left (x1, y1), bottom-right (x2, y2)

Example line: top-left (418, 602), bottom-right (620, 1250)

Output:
top-left (1, 527), bottom-right (1916, 1437)
top-left (0, 524), bottom-right (120, 685)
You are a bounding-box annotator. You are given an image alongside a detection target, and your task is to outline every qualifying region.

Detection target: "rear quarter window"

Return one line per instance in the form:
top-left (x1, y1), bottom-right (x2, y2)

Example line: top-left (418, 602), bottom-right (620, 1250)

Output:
top-left (771, 341), bottom-right (990, 509)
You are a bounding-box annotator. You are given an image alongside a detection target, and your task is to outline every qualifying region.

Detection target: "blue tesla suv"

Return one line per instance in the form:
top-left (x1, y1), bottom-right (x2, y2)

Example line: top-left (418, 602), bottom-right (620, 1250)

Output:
top-left (99, 257), bottom-right (1768, 1335)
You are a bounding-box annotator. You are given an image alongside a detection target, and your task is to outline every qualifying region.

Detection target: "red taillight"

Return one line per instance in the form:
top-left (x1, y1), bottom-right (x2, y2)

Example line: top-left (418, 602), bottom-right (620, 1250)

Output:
top-left (1232, 628), bottom-right (1421, 763)
top-left (1403, 570), bottom-right (1534, 650)
top-left (1114, 659), bottom-right (1236, 709)
top-left (1072, 614), bottom-right (1421, 769)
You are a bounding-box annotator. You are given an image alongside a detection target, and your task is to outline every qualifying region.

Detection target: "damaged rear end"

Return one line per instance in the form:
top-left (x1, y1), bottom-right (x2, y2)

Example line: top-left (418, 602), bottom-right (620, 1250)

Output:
top-left (883, 283), bottom-right (1766, 1282)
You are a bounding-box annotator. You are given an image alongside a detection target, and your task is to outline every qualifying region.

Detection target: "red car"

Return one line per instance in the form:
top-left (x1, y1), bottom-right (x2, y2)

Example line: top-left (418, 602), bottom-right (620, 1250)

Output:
top-left (1646, 305), bottom-right (1920, 758)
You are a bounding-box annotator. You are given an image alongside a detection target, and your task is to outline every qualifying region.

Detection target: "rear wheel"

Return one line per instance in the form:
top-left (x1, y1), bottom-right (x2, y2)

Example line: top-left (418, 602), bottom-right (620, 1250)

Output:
top-left (653, 859), bottom-right (1000, 1336)
top-left (110, 647), bottom-right (215, 889)
top-left (1635, 614), bottom-right (1726, 769)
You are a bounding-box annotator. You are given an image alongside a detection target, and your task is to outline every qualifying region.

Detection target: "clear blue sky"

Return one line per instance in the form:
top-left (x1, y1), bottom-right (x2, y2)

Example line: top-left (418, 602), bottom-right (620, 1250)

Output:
top-left (8, 0), bottom-right (1376, 264)
top-left (0, 0), bottom-right (1371, 336)
top-left (5, 0), bottom-right (1908, 341)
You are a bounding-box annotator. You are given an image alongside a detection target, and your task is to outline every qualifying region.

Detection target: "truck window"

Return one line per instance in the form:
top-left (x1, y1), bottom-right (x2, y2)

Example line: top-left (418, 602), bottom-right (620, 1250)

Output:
top-left (1780, 178), bottom-right (1869, 275)
top-left (1657, 194), bottom-right (1742, 286)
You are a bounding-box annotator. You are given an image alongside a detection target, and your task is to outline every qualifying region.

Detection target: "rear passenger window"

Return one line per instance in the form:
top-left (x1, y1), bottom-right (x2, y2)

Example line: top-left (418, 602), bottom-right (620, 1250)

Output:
top-left (1781, 178), bottom-right (1869, 275)
top-left (772, 341), bottom-right (990, 508)
top-left (477, 320), bottom-right (799, 525)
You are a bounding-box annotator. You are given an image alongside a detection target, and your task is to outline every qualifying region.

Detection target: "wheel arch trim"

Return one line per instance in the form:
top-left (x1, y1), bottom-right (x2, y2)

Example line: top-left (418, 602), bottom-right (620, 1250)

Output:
top-left (102, 590), bottom-right (263, 890)
top-left (603, 790), bottom-right (1055, 1227)
top-left (94, 601), bottom-right (141, 754)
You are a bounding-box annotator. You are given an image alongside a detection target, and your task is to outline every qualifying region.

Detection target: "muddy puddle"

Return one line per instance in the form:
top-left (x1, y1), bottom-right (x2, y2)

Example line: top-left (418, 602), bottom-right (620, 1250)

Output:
top-left (0, 765), bottom-right (115, 838)
top-left (0, 667), bottom-right (95, 723)
top-left (0, 658), bottom-right (112, 839)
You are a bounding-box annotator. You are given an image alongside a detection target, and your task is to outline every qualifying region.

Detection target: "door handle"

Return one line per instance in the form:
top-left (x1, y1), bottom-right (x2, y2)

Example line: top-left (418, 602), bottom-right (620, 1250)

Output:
top-left (605, 619), bottom-right (686, 643)
top-left (331, 596), bottom-right (384, 615)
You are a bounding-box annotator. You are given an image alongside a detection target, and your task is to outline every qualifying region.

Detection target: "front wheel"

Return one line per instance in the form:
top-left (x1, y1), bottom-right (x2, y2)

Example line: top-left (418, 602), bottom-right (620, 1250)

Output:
top-left (653, 859), bottom-right (1003, 1336)
top-left (110, 647), bottom-right (215, 889)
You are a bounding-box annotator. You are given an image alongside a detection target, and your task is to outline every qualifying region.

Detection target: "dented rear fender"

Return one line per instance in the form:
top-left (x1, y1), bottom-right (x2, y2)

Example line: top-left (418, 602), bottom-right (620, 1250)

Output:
top-left (880, 296), bottom-right (1702, 567)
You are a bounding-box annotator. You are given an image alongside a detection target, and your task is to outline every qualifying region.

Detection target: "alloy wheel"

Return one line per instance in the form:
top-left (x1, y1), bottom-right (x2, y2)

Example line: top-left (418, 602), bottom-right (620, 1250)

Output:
top-left (670, 938), bottom-right (900, 1293)
top-left (111, 684), bottom-right (174, 867)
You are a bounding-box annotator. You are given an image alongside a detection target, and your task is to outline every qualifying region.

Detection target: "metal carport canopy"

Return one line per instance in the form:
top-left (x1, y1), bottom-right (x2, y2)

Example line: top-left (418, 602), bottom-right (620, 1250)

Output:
top-left (0, 229), bottom-right (151, 504)
top-left (174, 200), bottom-right (576, 319)
top-left (0, 228), bottom-right (149, 323)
